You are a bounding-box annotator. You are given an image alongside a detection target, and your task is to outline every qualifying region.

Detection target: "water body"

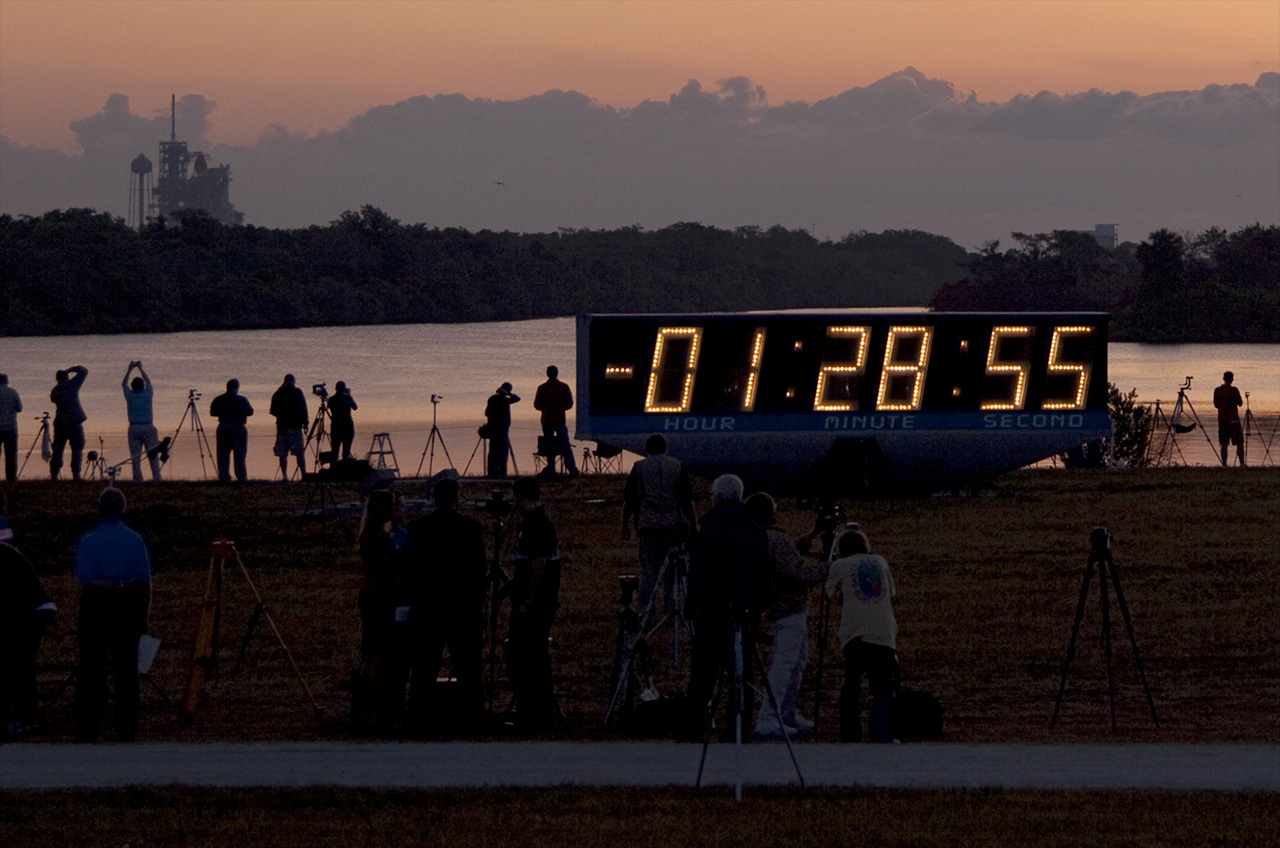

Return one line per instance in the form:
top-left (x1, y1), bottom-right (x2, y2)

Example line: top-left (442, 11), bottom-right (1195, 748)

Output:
top-left (1, 319), bottom-right (1276, 480)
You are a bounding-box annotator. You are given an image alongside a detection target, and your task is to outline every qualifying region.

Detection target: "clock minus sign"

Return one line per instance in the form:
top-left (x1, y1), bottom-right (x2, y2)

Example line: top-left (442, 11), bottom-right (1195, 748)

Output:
top-left (604, 364), bottom-right (635, 380)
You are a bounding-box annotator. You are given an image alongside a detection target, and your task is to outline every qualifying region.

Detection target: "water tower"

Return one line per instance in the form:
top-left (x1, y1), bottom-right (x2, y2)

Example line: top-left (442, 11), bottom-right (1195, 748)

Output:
top-left (129, 153), bottom-right (153, 231)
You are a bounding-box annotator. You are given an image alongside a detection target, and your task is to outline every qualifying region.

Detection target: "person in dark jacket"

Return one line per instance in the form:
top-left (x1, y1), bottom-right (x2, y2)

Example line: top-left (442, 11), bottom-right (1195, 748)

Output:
top-left (483, 382), bottom-right (520, 479)
top-left (270, 374), bottom-right (309, 480)
top-left (506, 475), bottom-right (562, 731)
top-left (402, 477), bottom-right (488, 732)
top-left (209, 379), bottom-right (254, 482)
top-left (533, 366), bottom-right (577, 477)
top-left (49, 365), bottom-right (88, 480)
top-left (328, 381), bottom-right (359, 461)
top-left (353, 489), bottom-right (404, 730)
top-left (1, 540), bottom-right (57, 737)
top-left (686, 473), bottom-right (771, 738)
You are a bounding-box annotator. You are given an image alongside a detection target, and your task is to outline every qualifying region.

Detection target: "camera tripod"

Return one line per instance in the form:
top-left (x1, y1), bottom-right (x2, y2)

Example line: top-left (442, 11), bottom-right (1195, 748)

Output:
top-left (170, 389), bottom-right (215, 479)
top-left (1243, 392), bottom-right (1275, 466)
top-left (1051, 527), bottom-right (1158, 732)
top-left (464, 431), bottom-right (520, 478)
top-left (305, 390), bottom-right (331, 470)
top-left (183, 540), bottom-right (323, 721)
top-left (694, 609), bottom-right (805, 800)
top-left (1148, 377), bottom-right (1218, 466)
top-left (603, 543), bottom-right (693, 726)
top-left (808, 502), bottom-right (846, 734)
top-left (483, 505), bottom-right (512, 716)
top-left (84, 436), bottom-right (109, 481)
top-left (416, 394), bottom-right (455, 478)
top-left (18, 411), bottom-right (52, 478)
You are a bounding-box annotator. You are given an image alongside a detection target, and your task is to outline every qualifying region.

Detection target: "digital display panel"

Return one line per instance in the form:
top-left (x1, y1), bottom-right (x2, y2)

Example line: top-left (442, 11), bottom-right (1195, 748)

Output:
top-left (577, 312), bottom-right (1110, 492)
top-left (587, 313), bottom-right (1106, 417)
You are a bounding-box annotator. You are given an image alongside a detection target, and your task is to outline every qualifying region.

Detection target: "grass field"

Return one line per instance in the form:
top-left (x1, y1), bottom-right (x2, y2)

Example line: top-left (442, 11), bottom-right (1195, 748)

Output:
top-left (4, 465), bottom-right (1277, 744)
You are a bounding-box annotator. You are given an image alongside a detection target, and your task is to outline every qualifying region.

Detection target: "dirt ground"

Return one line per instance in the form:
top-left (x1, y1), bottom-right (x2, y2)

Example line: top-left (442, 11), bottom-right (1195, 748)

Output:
top-left (4, 465), bottom-right (1278, 744)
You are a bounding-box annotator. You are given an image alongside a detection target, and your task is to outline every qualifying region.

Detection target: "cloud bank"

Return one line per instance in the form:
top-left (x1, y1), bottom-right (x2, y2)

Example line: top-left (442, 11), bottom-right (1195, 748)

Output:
top-left (2, 69), bottom-right (1277, 248)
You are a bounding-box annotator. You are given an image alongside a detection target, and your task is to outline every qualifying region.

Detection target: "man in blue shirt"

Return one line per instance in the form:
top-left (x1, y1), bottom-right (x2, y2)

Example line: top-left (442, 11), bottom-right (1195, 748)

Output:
top-left (122, 361), bottom-right (162, 483)
top-left (74, 488), bottom-right (151, 742)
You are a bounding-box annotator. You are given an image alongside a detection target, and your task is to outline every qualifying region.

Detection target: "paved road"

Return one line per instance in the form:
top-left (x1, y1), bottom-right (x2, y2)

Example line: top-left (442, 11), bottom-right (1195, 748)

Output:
top-left (2, 743), bottom-right (1276, 791)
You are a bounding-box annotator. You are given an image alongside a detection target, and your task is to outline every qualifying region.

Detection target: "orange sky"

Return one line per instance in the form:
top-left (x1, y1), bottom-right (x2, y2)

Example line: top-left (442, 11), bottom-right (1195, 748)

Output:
top-left (2, 0), bottom-right (1277, 153)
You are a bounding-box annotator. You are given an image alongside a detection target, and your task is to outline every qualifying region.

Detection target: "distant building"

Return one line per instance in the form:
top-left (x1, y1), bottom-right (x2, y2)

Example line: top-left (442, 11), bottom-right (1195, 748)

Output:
top-left (128, 95), bottom-right (244, 228)
top-left (1077, 223), bottom-right (1117, 249)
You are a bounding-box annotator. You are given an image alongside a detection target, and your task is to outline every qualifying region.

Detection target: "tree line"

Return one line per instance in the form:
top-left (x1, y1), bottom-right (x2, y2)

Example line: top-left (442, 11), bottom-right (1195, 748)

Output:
top-left (1, 207), bottom-right (1275, 342)
top-left (929, 225), bottom-right (1279, 342)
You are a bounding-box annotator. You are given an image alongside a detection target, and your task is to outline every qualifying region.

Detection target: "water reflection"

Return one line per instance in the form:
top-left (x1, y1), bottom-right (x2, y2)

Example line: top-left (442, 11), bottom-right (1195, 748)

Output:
top-left (1, 319), bottom-right (1276, 479)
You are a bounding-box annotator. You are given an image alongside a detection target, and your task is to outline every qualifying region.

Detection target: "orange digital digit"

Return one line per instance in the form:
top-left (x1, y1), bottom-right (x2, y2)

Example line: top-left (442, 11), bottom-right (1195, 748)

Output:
top-left (814, 326), bottom-right (869, 412)
top-left (876, 326), bottom-right (932, 411)
top-left (980, 325), bottom-right (1032, 410)
top-left (1043, 326), bottom-right (1093, 410)
top-left (644, 327), bottom-right (703, 413)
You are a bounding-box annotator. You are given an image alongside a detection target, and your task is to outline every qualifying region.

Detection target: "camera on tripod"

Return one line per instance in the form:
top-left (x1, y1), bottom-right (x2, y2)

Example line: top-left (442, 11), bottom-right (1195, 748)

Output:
top-left (187, 389), bottom-right (201, 401)
top-left (312, 383), bottom-right (328, 399)
top-left (814, 496), bottom-right (845, 536)
top-left (481, 490), bottom-right (513, 519)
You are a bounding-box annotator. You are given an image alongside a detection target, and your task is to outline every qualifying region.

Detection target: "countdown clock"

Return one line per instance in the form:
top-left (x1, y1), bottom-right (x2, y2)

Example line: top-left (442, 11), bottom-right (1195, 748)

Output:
top-left (575, 312), bottom-right (1111, 492)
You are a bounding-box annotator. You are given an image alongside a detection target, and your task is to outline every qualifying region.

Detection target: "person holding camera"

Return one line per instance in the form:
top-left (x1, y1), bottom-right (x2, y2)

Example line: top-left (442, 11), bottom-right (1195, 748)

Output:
top-left (49, 365), bottom-right (89, 481)
top-left (506, 476), bottom-right (562, 731)
top-left (685, 473), bottom-right (771, 738)
top-left (121, 361), bottom-right (162, 483)
top-left (209, 379), bottom-right (254, 483)
top-left (826, 528), bottom-right (898, 743)
top-left (269, 374), bottom-right (309, 481)
top-left (402, 478), bottom-right (488, 733)
top-left (328, 381), bottom-right (359, 461)
top-left (483, 382), bottom-right (520, 479)
top-left (622, 434), bottom-right (698, 618)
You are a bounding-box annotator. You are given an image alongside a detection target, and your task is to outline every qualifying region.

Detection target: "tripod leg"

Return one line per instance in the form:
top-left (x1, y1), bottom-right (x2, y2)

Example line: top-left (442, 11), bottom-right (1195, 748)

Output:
top-left (1099, 554), bottom-right (1116, 732)
top-left (750, 636), bottom-right (806, 787)
top-left (811, 591), bottom-right (830, 733)
top-left (184, 554), bottom-right (224, 719)
top-left (233, 551), bottom-right (324, 718)
top-left (733, 625), bottom-right (744, 801)
top-left (1107, 556), bottom-right (1160, 726)
top-left (1051, 556), bottom-right (1096, 728)
top-left (231, 602), bottom-right (265, 678)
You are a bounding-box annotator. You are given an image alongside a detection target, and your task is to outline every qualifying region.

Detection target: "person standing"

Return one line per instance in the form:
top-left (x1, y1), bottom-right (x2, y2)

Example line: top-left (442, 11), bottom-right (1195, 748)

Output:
top-left (209, 379), bottom-right (254, 483)
top-left (352, 489), bottom-right (405, 731)
top-left (121, 361), bottom-right (162, 483)
top-left (49, 365), bottom-right (88, 480)
top-left (269, 374), bottom-right (309, 481)
top-left (506, 476), bottom-right (562, 731)
top-left (621, 434), bottom-right (698, 618)
top-left (74, 488), bottom-right (152, 742)
top-left (402, 478), bottom-right (488, 732)
top-left (0, 374), bottom-right (21, 484)
top-left (746, 491), bottom-right (823, 737)
top-left (826, 528), bottom-right (898, 743)
top-left (685, 473), bottom-right (771, 738)
top-left (1213, 371), bottom-right (1245, 467)
top-left (0, 539), bottom-right (57, 737)
top-left (328, 381), bottom-right (358, 461)
top-left (533, 366), bottom-right (577, 478)
top-left (484, 382), bottom-right (520, 479)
